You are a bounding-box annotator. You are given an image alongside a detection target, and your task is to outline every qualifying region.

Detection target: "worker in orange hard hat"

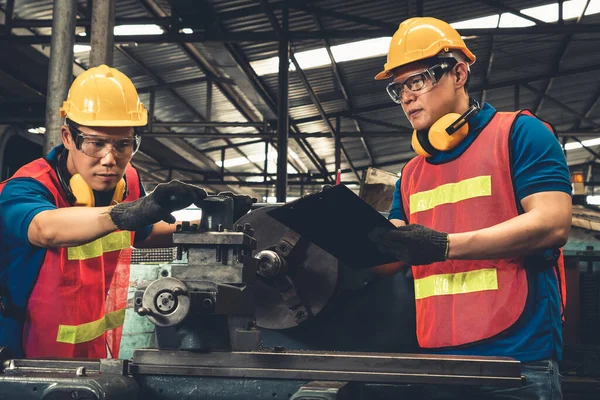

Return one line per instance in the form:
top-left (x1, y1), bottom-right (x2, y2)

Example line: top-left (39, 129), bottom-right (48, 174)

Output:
top-left (0, 65), bottom-right (208, 359)
top-left (370, 17), bottom-right (571, 400)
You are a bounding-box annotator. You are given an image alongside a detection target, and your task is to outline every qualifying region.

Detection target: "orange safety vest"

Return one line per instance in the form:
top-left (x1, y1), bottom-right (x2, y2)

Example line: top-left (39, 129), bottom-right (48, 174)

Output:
top-left (401, 110), bottom-right (566, 348)
top-left (0, 157), bottom-right (140, 358)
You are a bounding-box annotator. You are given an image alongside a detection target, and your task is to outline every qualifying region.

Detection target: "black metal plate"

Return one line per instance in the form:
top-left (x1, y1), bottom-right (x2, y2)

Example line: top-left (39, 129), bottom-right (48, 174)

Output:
top-left (267, 185), bottom-right (398, 269)
top-left (236, 206), bottom-right (339, 330)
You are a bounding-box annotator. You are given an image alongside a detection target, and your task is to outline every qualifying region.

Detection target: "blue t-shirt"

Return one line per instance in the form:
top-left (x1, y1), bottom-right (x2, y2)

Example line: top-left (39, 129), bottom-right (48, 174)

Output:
top-left (0, 145), bottom-right (152, 357)
top-left (389, 103), bottom-right (572, 362)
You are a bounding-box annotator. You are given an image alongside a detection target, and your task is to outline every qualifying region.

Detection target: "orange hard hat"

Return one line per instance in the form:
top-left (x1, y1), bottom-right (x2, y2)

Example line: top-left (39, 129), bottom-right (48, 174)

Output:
top-left (375, 17), bottom-right (476, 80)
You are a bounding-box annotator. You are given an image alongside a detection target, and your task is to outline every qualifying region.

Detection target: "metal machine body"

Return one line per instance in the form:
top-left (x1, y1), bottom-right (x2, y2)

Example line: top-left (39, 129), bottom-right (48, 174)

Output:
top-left (0, 193), bottom-right (528, 399)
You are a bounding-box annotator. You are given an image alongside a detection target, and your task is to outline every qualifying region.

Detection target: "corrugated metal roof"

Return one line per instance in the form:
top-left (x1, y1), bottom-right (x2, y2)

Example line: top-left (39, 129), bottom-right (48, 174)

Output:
top-left (2, 0), bottom-right (600, 195)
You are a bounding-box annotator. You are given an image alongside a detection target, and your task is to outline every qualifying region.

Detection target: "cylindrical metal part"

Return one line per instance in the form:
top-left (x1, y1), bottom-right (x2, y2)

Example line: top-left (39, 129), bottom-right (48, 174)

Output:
top-left (89, 0), bottom-right (116, 67)
top-left (44, 0), bottom-right (77, 153)
top-left (276, 6), bottom-right (289, 202)
top-left (255, 250), bottom-right (284, 278)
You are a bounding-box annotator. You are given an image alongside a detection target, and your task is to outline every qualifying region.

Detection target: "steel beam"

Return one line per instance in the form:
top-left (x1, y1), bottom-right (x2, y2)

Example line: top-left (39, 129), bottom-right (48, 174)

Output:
top-left (294, 62), bottom-right (600, 126)
top-left (522, 83), bottom-right (600, 130)
top-left (475, 0), bottom-right (548, 25)
top-left (533, 0), bottom-right (591, 115)
top-left (311, 10), bottom-right (373, 164)
top-left (8, 25), bottom-right (600, 44)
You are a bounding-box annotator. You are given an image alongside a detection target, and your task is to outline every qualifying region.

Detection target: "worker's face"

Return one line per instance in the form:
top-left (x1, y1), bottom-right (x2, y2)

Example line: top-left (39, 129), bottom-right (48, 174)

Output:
top-left (61, 124), bottom-right (137, 192)
top-left (391, 61), bottom-right (467, 131)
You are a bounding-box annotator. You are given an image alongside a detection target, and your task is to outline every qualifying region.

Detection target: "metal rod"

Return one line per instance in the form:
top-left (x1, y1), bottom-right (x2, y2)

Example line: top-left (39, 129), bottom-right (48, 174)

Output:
top-left (4, 0), bottom-right (15, 36)
top-left (89, 0), bottom-right (115, 67)
top-left (148, 90), bottom-right (155, 133)
top-left (263, 141), bottom-right (269, 183)
top-left (335, 117), bottom-right (341, 174)
top-left (276, 5), bottom-right (289, 202)
top-left (206, 78), bottom-right (212, 135)
top-left (9, 16), bottom-right (175, 28)
top-left (44, 0), bottom-right (77, 153)
top-left (570, 136), bottom-right (600, 161)
top-left (220, 148), bottom-right (225, 181)
top-left (150, 121), bottom-right (266, 128)
top-left (140, 130), bottom-right (600, 139)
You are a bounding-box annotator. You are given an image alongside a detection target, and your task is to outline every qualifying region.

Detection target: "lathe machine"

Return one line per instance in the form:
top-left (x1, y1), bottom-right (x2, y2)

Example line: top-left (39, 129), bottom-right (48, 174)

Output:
top-left (0, 191), bottom-right (523, 399)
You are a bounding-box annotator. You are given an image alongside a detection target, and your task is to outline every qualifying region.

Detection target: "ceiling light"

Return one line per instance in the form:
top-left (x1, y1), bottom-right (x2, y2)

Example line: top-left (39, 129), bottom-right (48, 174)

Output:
top-left (114, 24), bottom-right (164, 36)
top-left (73, 44), bottom-right (91, 53)
top-left (28, 127), bottom-right (46, 134)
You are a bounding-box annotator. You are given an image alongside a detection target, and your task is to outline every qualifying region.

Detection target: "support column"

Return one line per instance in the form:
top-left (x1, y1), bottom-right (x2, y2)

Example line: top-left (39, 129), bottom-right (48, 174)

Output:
top-left (89, 0), bottom-right (116, 67)
top-left (276, 6), bottom-right (289, 202)
top-left (44, 0), bottom-right (77, 153)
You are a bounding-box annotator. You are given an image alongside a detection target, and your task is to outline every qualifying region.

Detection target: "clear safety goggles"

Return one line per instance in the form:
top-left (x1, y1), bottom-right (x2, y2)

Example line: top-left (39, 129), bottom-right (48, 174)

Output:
top-left (386, 61), bottom-right (455, 104)
top-left (67, 120), bottom-right (141, 159)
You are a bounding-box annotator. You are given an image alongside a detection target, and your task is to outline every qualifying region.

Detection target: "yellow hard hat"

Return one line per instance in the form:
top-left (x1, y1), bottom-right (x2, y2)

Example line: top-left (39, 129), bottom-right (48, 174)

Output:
top-left (375, 17), bottom-right (476, 80)
top-left (60, 64), bottom-right (147, 127)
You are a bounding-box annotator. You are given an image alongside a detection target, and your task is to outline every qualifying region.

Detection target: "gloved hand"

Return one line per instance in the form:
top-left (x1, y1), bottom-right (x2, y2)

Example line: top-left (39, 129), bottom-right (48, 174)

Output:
top-left (368, 224), bottom-right (449, 266)
top-left (109, 180), bottom-right (208, 231)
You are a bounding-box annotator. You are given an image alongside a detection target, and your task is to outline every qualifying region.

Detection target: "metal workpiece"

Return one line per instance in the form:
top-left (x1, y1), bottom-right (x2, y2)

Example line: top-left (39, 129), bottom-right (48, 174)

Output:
top-left (130, 349), bottom-right (523, 387)
top-left (0, 357), bottom-right (139, 399)
top-left (138, 277), bottom-right (191, 328)
top-left (237, 206), bottom-right (339, 330)
top-left (173, 231), bottom-right (257, 247)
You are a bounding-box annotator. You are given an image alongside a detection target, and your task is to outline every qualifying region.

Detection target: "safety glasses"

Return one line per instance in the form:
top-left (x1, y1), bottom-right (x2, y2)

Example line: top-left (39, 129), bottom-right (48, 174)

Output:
top-left (386, 62), bottom-right (455, 104)
top-left (67, 120), bottom-right (141, 159)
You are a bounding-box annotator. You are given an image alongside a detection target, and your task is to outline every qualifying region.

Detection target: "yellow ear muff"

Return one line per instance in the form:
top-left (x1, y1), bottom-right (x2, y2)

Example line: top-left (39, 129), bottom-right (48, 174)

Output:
top-left (69, 174), bottom-right (126, 207)
top-left (411, 129), bottom-right (438, 158)
top-left (112, 178), bottom-right (126, 205)
top-left (428, 113), bottom-right (470, 152)
top-left (69, 174), bottom-right (95, 207)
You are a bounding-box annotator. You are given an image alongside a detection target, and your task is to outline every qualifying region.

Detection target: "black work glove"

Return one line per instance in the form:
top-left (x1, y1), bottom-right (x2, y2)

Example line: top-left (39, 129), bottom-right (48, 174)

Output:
top-left (109, 180), bottom-right (208, 231)
top-left (368, 224), bottom-right (449, 266)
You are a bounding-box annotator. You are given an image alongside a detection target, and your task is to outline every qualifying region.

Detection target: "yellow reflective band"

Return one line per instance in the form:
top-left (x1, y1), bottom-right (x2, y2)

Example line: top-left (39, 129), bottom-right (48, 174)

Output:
top-left (56, 308), bottom-right (125, 345)
top-left (67, 231), bottom-right (131, 261)
top-left (409, 175), bottom-right (492, 215)
top-left (414, 268), bottom-right (498, 300)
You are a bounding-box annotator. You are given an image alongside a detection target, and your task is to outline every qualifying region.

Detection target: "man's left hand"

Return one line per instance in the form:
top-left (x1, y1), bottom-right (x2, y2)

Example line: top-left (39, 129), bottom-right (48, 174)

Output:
top-left (369, 224), bottom-right (449, 266)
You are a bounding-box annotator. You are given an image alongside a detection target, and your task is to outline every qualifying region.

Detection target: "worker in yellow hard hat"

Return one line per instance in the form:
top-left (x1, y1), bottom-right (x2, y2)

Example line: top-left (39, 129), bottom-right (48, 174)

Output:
top-left (369, 17), bottom-right (571, 399)
top-left (0, 65), bottom-right (208, 359)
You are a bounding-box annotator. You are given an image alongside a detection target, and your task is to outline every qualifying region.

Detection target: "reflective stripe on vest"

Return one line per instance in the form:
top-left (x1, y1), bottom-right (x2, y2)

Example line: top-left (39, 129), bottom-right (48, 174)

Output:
top-left (67, 231), bottom-right (131, 261)
top-left (414, 268), bottom-right (498, 300)
top-left (409, 175), bottom-right (492, 215)
top-left (56, 308), bottom-right (125, 344)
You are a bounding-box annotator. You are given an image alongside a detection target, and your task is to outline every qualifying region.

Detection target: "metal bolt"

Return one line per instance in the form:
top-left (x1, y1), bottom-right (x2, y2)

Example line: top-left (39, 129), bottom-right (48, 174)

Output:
top-left (172, 287), bottom-right (187, 296)
top-left (202, 298), bottom-right (213, 308)
top-left (137, 307), bottom-right (152, 316)
top-left (181, 221), bottom-right (191, 231)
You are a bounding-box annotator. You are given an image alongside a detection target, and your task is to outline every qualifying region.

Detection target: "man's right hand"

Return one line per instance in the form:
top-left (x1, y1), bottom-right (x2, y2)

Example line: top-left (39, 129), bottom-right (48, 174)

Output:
top-left (109, 180), bottom-right (208, 231)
